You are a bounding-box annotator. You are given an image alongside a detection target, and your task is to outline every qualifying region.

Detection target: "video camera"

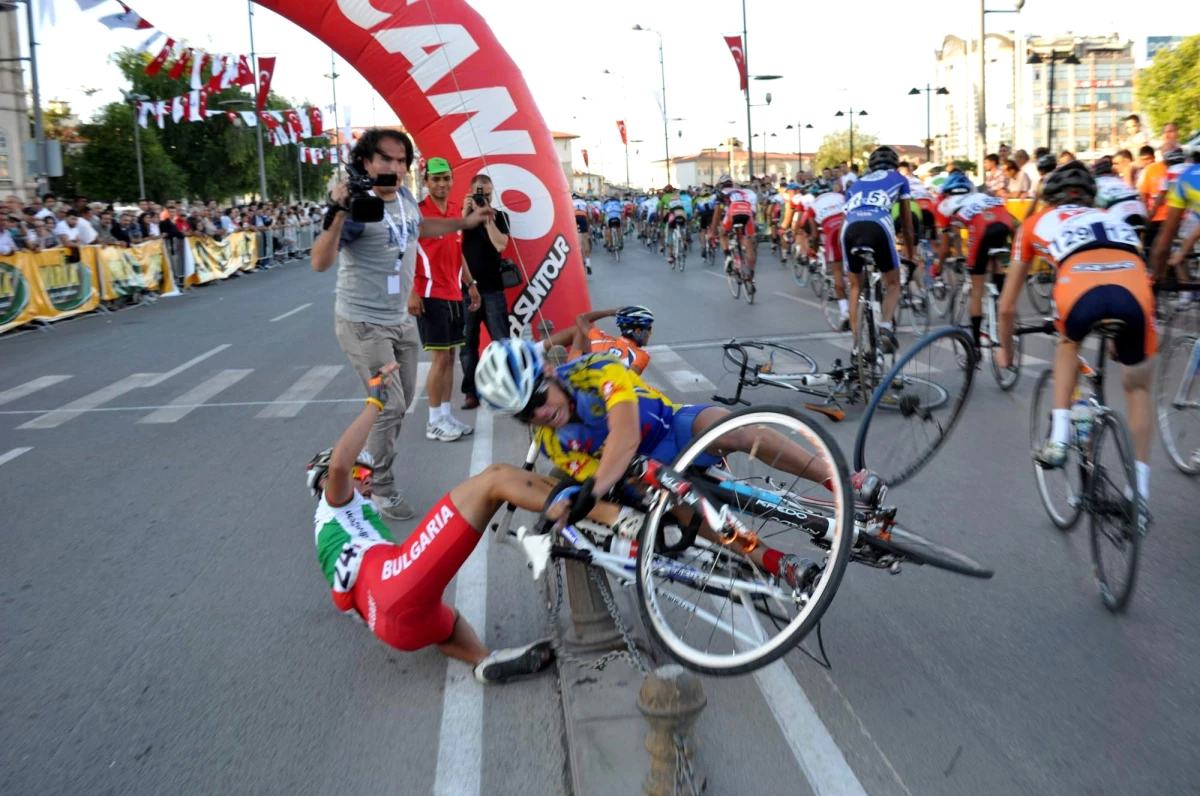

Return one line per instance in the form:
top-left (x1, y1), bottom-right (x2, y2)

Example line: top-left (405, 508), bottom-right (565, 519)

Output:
top-left (344, 163), bottom-right (398, 223)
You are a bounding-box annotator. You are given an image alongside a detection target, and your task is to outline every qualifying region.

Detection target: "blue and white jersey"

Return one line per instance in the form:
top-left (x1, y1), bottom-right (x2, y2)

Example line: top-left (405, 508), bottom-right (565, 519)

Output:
top-left (603, 200), bottom-right (624, 221)
top-left (843, 169), bottom-right (911, 226)
top-left (678, 194), bottom-right (694, 217)
top-left (642, 198), bottom-right (658, 218)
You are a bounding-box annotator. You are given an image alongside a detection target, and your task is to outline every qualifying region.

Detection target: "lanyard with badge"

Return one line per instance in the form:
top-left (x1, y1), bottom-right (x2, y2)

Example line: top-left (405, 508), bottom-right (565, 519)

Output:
top-left (375, 189), bottom-right (409, 295)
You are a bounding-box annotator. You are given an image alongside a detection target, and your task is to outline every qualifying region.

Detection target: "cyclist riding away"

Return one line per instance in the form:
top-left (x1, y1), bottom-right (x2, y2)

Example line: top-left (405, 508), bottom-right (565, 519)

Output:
top-left (573, 194), bottom-right (592, 274)
top-left (664, 193), bottom-right (689, 265)
top-left (1092, 156), bottom-right (1148, 231)
top-left (474, 338), bottom-right (883, 589)
top-left (997, 162), bottom-right (1156, 510)
top-left (1150, 158), bottom-right (1200, 283)
top-left (840, 146), bottom-right (916, 353)
top-left (934, 169), bottom-right (1016, 350)
top-left (602, 195), bottom-right (624, 253)
top-left (712, 174), bottom-right (759, 292)
top-left (806, 178), bottom-right (850, 329)
top-left (308, 365), bottom-right (566, 684)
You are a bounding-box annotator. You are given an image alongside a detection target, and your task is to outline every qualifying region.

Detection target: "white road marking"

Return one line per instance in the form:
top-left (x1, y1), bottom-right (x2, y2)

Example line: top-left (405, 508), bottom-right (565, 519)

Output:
top-left (774, 290), bottom-right (823, 310)
top-left (433, 408), bottom-right (493, 796)
top-left (643, 346), bottom-right (716, 393)
top-left (142, 344), bottom-right (231, 388)
top-left (256, 366), bottom-right (343, 418)
top-left (406, 361), bottom-right (433, 415)
top-left (0, 376), bottom-right (72, 407)
top-left (270, 303), bottom-right (312, 322)
top-left (0, 447), bottom-right (32, 467)
top-left (0, 398), bottom-right (363, 415)
top-left (138, 370), bottom-right (253, 424)
top-left (17, 374), bottom-right (159, 429)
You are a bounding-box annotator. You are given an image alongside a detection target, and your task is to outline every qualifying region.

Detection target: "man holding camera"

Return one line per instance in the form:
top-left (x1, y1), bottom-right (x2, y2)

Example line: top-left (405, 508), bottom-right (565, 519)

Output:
top-left (312, 129), bottom-right (492, 522)
top-left (459, 174), bottom-right (512, 410)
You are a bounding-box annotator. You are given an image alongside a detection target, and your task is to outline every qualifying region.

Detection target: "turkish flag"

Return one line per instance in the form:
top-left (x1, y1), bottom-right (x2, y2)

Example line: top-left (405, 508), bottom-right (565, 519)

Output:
top-left (167, 48), bottom-right (192, 81)
top-left (309, 106), bottom-right (324, 135)
top-left (259, 111), bottom-right (279, 130)
top-left (205, 55), bottom-right (228, 92)
top-left (226, 111), bottom-right (241, 126)
top-left (616, 120), bottom-right (627, 146)
top-left (283, 109), bottom-right (304, 140)
top-left (724, 35), bottom-right (747, 92)
top-left (144, 38), bottom-right (175, 77)
top-left (235, 55), bottom-right (256, 87)
top-left (255, 56), bottom-right (276, 112)
top-left (582, 149), bottom-right (589, 168)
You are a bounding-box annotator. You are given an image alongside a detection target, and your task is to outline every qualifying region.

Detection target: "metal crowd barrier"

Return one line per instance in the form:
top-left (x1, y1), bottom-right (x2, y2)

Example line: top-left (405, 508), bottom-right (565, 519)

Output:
top-left (256, 230), bottom-right (274, 268)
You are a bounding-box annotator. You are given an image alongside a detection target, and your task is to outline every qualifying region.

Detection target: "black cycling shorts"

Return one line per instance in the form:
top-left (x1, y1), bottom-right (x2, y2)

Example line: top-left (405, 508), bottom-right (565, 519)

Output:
top-left (607, 217), bottom-right (622, 228)
top-left (841, 219), bottom-right (898, 275)
top-left (698, 210), bottom-right (714, 229)
top-left (1062, 285), bottom-right (1150, 366)
top-left (575, 215), bottom-right (589, 233)
top-left (416, 298), bottom-right (465, 351)
top-left (969, 222), bottom-right (1013, 275)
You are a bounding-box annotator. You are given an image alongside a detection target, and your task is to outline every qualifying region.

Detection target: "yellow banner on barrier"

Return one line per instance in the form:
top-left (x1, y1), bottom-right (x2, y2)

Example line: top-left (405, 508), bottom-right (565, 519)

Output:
top-left (186, 231), bottom-right (258, 286)
top-left (0, 250), bottom-right (101, 333)
top-left (87, 240), bottom-right (178, 300)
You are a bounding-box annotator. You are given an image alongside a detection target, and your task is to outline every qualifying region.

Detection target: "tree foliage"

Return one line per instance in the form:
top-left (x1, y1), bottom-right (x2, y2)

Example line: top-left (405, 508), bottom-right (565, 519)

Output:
top-left (63, 48), bottom-right (333, 203)
top-left (813, 128), bottom-right (881, 170)
top-left (1137, 34), bottom-right (1200, 139)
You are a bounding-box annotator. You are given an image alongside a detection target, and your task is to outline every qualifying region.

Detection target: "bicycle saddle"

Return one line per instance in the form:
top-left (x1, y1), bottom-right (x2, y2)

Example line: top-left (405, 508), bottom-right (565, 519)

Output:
top-left (1091, 319), bottom-right (1129, 337)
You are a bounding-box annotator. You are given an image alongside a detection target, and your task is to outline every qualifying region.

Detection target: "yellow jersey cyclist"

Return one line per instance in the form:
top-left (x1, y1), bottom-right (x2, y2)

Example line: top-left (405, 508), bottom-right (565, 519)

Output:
top-left (1151, 159), bottom-right (1200, 284)
top-left (473, 338), bottom-right (883, 589)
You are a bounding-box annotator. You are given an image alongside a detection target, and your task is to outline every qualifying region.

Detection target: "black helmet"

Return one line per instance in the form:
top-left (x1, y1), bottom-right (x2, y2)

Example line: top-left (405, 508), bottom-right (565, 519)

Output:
top-left (717, 173), bottom-right (733, 187)
top-left (1041, 161), bottom-right (1097, 206)
top-left (1164, 147), bottom-right (1186, 166)
top-left (868, 146), bottom-right (899, 173)
top-left (1036, 153), bottom-right (1057, 173)
top-left (1090, 156), bottom-right (1114, 177)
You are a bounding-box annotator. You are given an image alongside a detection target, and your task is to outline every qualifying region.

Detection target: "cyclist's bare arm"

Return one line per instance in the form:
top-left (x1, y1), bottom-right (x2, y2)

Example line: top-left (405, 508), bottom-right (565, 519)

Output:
top-left (1172, 217), bottom-right (1200, 264)
top-left (450, 463), bottom-right (622, 532)
top-left (1151, 207), bottom-right (1185, 278)
top-left (898, 198), bottom-right (916, 262)
top-left (326, 364), bottom-right (400, 504)
top-left (997, 258), bottom-right (1033, 366)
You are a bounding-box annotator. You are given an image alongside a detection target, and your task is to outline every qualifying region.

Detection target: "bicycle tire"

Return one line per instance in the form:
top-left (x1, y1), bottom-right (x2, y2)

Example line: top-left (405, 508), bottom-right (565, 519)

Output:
top-left (989, 324), bottom-right (1022, 391)
top-left (858, 523), bottom-right (993, 578)
top-left (811, 262), bottom-right (825, 299)
top-left (721, 341), bottom-right (819, 381)
top-left (897, 278), bottom-right (931, 337)
top-left (855, 300), bottom-right (880, 397)
top-left (791, 254), bottom-right (810, 288)
top-left (1155, 333), bottom-right (1200, 475)
top-left (727, 259), bottom-right (742, 298)
top-left (745, 274), bottom-right (756, 305)
top-left (853, 326), bottom-right (977, 487)
top-left (1088, 410), bottom-right (1141, 612)
top-left (635, 405), bottom-right (854, 676)
top-left (1029, 368), bottom-right (1084, 530)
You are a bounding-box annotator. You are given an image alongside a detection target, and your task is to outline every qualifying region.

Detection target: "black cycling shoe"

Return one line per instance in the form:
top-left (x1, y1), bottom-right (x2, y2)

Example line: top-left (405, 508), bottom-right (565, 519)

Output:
top-left (473, 638), bottom-right (556, 684)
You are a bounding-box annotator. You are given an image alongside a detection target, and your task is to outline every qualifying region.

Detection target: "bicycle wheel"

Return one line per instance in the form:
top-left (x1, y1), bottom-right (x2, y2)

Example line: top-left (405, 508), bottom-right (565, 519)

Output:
top-left (678, 236), bottom-right (687, 272)
top-left (930, 264), bottom-right (958, 318)
top-left (896, 278), bottom-right (931, 337)
top-left (726, 254), bottom-right (742, 298)
top-left (858, 523), bottom-right (993, 578)
top-left (811, 259), bottom-right (825, 298)
top-left (636, 405), bottom-right (854, 676)
top-left (854, 300), bottom-right (883, 397)
top-left (791, 253), bottom-right (810, 288)
top-left (722, 341), bottom-right (818, 382)
top-left (744, 272), bottom-right (756, 305)
top-left (1029, 368), bottom-right (1084, 530)
top-left (1155, 333), bottom-right (1200, 475)
top-left (854, 326), bottom-right (977, 487)
top-left (988, 322), bottom-right (1021, 391)
top-left (1088, 410), bottom-right (1141, 612)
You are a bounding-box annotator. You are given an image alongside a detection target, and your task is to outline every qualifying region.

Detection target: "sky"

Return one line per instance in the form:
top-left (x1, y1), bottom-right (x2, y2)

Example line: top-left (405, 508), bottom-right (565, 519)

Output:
top-left (22, 0), bottom-right (1200, 187)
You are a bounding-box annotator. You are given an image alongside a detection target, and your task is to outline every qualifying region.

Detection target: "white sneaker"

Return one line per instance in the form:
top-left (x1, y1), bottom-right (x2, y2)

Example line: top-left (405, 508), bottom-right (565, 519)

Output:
top-left (445, 414), bottom-right (474, 436)
top-left (426, 419), bottom-right (462, 442)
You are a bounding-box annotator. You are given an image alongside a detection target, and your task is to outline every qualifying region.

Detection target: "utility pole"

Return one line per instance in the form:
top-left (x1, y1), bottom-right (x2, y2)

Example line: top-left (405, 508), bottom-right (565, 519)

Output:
top-left (742, 0), bottom-right (752, 182)
top-left (24, 0), bottom-right (46, 194)
top-left (247, 1), bottom-right (269, 200)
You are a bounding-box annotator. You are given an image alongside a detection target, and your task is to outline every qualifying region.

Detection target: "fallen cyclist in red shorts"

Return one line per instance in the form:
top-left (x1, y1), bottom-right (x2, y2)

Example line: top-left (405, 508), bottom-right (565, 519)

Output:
top-left (307, 364), bottom-right (633, 683)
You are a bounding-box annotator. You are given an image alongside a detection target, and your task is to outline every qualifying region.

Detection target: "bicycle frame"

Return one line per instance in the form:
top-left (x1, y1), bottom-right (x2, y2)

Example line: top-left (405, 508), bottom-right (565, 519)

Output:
top-left (714, 339), bottom-right (860, 416)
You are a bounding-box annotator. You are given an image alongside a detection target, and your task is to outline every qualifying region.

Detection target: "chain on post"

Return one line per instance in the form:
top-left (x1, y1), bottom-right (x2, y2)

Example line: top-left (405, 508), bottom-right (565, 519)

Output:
top-left (673, 731), bottom-right (703, 796)
top-left (539, 558), bottom-right (649, 675)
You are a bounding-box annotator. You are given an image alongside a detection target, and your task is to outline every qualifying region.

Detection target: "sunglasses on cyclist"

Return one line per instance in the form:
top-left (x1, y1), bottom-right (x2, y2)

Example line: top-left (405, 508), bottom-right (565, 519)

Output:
top-left (351, 465), bottom-right (374, 481)
top-left (515, 381), bottom-right (550, 423)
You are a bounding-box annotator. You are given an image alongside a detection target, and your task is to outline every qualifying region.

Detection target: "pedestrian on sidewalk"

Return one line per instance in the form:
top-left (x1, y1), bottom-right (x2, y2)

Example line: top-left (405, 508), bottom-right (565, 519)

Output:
top-left (310, 128), bottom-right (493, 522)
top-left (413, 157), bottom-right (478, 442)
top-left (459, 173), bottom-right (511, 410)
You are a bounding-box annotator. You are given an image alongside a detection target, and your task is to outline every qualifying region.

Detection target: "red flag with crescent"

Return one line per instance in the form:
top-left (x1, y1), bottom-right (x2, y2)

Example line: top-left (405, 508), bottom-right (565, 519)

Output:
top-left (256, 56), bottom-right (276, 112)
top-left (616, 120), bottom-right (627, 146)
top-left (144, 38), bottom-right (175, 77)
top-left (581, 149), bottom-right (589, 168)
top-left (724, 35), bottom-right (747, 92)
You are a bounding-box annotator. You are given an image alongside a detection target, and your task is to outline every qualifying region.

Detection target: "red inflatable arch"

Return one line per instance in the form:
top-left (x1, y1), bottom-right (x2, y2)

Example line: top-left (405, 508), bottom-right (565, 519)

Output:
top-left (255, 0), bottom-right (590, 338)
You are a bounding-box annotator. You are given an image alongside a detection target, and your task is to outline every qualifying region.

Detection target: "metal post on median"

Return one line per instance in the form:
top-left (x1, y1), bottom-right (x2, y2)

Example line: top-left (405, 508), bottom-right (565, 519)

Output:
top-left (638, 664), bottom-right (708, 795)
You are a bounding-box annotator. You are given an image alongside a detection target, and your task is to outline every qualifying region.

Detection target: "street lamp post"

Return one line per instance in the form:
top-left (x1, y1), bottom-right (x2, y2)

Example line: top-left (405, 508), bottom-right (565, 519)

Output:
top-left (785, 122), bottom-right (812, 178)
top-left (246, 0), bottom-right (269, 199)
top-left (602, 69), bottom-right (631, 188)
top-left (122, 90), bottom-right (149, 198)
top-left (908, 85), bottom-right (949, 163)
top-left (834, 108), bottom-right (868, 169)
top-left (980, 0), bottom-right (1026, 178)
top-left (1026, 49), bottom-right (1080, 152)
top-left (325, 51), bottom-right (342, 177)
top-left (632, 25), bottom-right (671, 184)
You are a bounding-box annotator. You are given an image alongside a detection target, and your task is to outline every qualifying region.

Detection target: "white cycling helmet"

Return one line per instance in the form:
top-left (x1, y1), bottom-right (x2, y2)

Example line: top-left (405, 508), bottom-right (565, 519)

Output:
top-left (475, 337), bottom-right (545, 414)
top-left (306, 448), bottom-right (374, 497)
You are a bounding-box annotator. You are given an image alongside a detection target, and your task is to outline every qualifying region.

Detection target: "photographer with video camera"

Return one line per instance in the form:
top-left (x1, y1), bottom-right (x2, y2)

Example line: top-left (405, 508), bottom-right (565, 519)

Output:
top-left (312, 129), bottom-right (493, 522)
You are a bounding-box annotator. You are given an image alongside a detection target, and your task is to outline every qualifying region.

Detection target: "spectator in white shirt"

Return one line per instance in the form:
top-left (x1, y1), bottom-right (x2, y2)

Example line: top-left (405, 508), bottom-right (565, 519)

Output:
top-left (33, 193), bottom-right (58, 221)
top-left (0, 215), bottom-right (17, 255)
top-left (56, 210), bottom-right (97, 261)
top-left (219, 209), bottom-right (236, 233)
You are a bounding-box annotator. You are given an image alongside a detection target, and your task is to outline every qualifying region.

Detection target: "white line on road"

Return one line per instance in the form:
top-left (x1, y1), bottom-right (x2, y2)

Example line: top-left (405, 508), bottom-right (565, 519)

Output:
top-left (433, 408), bottom-right (493, 796)
top-left (0, 398), bottom-right (362, 415)
top-left (0, 376), bottom-right (72, 407)
top-left (256, 365), bottom-right (343, 418)
top-left (17, 373), bottom-right (159, 429)
top-left (142, 344), bottom-right (232, 387)
top-left (643, 346), bottom-right (716, 393)
top-left (138, 369), bottom-right (253, 424)
top-left (406, 362), bottom-right (433, 415)
top-left (270, 303), bottom-right (312, 322)
top-left (0, 447), bottom-right (32, 467)
top-left (774, 290), bottom-right (823, 310)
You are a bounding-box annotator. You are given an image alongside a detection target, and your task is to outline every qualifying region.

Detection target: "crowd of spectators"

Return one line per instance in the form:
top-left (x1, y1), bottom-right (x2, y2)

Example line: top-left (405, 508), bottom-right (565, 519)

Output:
top-left (0, 193), bottom-right (325, 261)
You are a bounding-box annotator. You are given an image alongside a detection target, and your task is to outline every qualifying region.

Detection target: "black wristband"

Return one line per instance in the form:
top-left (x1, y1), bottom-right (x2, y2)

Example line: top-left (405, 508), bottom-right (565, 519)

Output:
top-left (322, 206), bottom-right (343, 231)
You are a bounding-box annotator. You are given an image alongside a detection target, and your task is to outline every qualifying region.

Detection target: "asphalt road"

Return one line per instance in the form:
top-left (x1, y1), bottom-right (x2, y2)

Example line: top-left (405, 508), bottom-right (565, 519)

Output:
top-left (2, 237), bottom-right (1197, 796)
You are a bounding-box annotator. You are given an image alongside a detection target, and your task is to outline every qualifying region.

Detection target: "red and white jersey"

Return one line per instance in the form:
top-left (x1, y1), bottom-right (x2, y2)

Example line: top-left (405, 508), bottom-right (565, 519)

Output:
top-left (806, 192), bottom-right (847, 232)
top-left (1012, 205), bottom-right (1141, 267)
top-left (935, 193), bottom-right (1006, 230)
top-left (720, 188), bottom-right (755, 216)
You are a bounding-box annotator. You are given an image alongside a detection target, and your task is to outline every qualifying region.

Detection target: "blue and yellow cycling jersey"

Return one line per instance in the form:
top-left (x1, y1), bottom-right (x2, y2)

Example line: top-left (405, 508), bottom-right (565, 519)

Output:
top-left (1167, 163), bottom-right (1200, 217)
top-left (536, 353), bottom-right (679, 481)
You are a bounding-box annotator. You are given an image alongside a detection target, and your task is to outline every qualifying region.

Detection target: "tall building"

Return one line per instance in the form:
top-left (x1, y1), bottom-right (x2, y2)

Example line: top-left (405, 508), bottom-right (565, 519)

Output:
top-left (0, 5), bottom-right (34, 200)
top-left (935, 32), bottom-right (1136, 162)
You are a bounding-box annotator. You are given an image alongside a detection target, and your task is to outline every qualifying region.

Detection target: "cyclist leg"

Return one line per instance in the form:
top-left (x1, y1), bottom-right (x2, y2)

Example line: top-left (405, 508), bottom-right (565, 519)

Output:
top-left (744, 219), bottom-right (758, 275)
top-left (841, 222), bottom-right (868, 340)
